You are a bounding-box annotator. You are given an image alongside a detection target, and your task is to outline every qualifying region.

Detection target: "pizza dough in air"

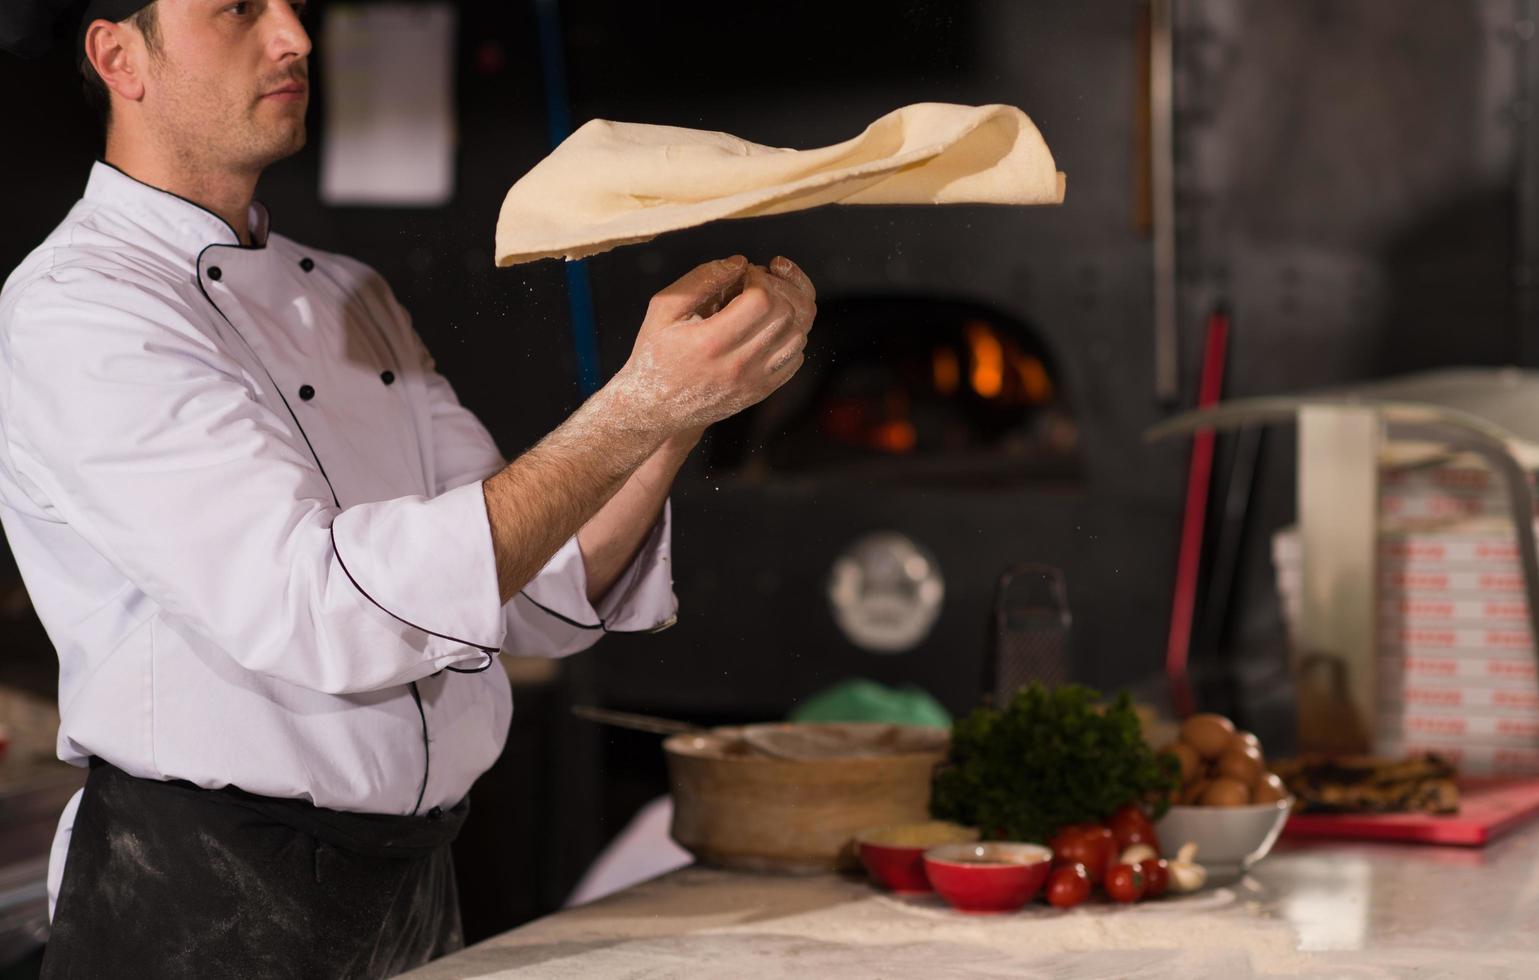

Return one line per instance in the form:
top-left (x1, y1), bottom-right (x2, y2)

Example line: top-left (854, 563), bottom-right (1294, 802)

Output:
top-left (494, 102), bottom-right (1065, 266)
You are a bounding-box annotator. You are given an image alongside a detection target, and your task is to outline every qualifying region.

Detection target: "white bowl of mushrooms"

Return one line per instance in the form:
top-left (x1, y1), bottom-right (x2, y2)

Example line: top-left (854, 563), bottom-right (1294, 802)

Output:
top-left (1156, 713), bottom-right (1294, 882)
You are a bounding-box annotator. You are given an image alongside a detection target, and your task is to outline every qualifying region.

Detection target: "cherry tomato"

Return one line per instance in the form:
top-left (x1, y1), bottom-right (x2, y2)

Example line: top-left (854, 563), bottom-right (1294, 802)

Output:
top-left (1139, 858), bottom-right (1170, 899)
top-left (1049, 825), bottom-right (1116, 884)
top-left (1107, 803), bottom-right (1160, 852)
top-left (1047, 824), bottom-right (1085, 855)
top-left (1095, 847), bottom-right (1121, 887)
top-left (1045, 863), bottom-right (1091, 909)
top-left (1104, 862), bottom-right (1146, 903)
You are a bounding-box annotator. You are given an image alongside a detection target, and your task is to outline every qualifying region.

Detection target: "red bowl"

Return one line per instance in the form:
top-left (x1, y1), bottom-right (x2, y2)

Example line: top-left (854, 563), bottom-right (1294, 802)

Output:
top-left (922, 842), bottom-right (1053, 913)
top-left (855, 823), bottom-right (979, 893)
top-left (858, 838), bottom-right (934, 893)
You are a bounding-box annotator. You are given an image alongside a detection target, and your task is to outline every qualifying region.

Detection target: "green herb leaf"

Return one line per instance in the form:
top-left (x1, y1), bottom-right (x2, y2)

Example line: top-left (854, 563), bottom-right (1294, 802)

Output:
top-left (931, 683), bottom-right (1181, 843)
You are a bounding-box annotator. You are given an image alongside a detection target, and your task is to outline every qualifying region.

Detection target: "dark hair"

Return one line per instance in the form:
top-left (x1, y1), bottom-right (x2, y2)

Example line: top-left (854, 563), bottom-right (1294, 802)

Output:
top-left (80, 3), bottom-right (162, 131)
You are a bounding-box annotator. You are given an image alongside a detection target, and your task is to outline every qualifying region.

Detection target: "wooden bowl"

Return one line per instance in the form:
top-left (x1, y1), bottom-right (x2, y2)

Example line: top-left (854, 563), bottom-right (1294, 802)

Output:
top-left (665, 723), bottom-right (949, 874)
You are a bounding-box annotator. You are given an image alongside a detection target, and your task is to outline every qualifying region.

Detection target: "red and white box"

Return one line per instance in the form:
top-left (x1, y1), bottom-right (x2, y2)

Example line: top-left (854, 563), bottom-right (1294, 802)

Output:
top-left (1278, 567), bottom-right (1529, 598)
top-left (1380, 626), bottom-right (1533, 654)
top-left (1382, 459), bottom-right (1531, 493)
top-left (1380, 455), bottom-right (1536, 521)
top-left (1273, 521), bottom-right (1537, 574)
top-left (1381, 710), bottom-right (1539, 748)
top-left (1379, 596), bottom-right (1531, 626)
top-left (1383, 569), bottom-right (1528, 595)
top-left (1379, 679), bottom-right (1539, 715)
top-left (1285, 591), bottom-right (1536, 631)
top-left (1274, 499), bottom-right (1539, 773)
top-left (1382, 654), bottom-right (1539, 686)
top-left (1381, 492), bottom-right (1504, 521)
top-left (1380, 534), bottom-right (1525, 566)
top-left (1376, 739), bottom-right (1539, 776)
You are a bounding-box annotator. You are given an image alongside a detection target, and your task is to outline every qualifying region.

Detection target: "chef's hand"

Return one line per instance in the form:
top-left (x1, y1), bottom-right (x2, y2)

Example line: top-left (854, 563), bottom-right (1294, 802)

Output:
top-left (615, 254), bottom-right (817, 438)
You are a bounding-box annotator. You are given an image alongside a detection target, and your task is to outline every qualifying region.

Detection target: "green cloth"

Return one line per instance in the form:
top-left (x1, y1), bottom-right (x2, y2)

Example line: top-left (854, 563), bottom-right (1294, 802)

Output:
top-left (788, 679), bottom-right (951, 728)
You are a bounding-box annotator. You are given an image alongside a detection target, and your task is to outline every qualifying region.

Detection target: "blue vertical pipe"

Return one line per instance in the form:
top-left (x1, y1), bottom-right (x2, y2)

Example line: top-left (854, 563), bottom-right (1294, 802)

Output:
top-left (533, 0), bottom-right (602, 395)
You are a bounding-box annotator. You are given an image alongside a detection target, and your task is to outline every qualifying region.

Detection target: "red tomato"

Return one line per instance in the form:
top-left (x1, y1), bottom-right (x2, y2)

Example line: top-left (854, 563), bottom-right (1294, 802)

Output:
top-left (1104, 862), bottom-right (1146, 903)
top-left (1107, 804), bottom-right (1160, 852)
top-left (1139, 858), bottom-right (1170, 899)
top-left (1045, 863), bottom-right (1091, 909)
top-left (1049, 825), bottom-right (1115, 884)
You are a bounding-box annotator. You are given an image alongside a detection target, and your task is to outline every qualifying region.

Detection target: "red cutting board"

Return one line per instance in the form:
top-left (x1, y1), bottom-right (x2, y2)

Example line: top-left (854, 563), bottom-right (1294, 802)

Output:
top-left (1281, 777), bottom-right (1539, 846)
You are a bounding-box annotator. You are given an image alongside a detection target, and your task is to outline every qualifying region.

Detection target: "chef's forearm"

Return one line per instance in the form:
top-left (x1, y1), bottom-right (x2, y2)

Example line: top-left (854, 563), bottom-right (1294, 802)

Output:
top-left (481, 384), bottom-right (670, 605)
top-left (577, 430), bottom-right (698, 604)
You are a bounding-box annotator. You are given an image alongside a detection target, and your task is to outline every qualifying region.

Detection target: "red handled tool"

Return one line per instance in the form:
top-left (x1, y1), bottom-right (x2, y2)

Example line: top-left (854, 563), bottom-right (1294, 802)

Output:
top-left (1165, 307), bottom-right (1230, 718)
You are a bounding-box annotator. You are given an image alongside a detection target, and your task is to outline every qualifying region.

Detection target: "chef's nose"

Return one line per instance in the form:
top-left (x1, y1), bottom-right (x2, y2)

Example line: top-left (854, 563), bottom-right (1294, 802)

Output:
top-left (267, 1), bottom-right (313, 64)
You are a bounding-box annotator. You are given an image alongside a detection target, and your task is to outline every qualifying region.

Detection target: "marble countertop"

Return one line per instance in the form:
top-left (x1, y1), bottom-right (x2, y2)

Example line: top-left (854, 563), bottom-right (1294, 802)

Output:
top-left (405, 823), bottom-right (1539, 978)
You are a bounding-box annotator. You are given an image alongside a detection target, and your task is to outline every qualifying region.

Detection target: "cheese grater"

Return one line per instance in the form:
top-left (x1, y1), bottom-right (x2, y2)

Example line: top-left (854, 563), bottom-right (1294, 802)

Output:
top-left (985, 564), bottom-right (1072, 704)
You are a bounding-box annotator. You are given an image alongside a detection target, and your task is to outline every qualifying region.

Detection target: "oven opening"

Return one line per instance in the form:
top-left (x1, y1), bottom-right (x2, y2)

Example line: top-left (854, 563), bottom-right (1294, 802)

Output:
top-left (705, 294), bottom-right (1082, 485)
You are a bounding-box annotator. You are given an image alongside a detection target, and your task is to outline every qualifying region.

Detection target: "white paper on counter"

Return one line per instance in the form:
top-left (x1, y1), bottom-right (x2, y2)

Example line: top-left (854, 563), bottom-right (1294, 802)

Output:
top-left (319, 2), bottom-right (456, 206)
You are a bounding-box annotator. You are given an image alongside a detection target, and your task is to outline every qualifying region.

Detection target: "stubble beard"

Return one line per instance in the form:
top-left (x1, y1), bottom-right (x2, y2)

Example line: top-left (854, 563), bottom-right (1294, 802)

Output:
top-left (148, 65), bottom-right (308, 178)
top-left (223, 91), bottom-right (308, 173)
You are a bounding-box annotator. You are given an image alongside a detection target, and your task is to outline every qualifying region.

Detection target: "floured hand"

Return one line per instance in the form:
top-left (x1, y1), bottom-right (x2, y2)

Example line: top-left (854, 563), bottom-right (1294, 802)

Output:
top-left (612, 254), bottom-right (818, 436)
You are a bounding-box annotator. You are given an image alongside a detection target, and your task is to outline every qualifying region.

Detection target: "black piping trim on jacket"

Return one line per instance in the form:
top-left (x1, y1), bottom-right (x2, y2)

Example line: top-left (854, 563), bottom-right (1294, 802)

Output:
top-left (100, 159), bottom-right (258, 247)
top-left (189, 235), bottom-right (659, 800)
top-left (518, 589), bottom-right (601, 630)
top-left (329, 525), bottom-right (500, 655)
top-left (194, 246), bottom-right (486, 816)
top-left (407, 682), bottom-right (430, 815)
top-left (443, 658), bottom-right (495, 674)
top-left (333, 262), bottom-right (659, 643)
top-left (518, 588), bottom-right (673, 635)
top-left (195, 242), bottom-right (502, 654)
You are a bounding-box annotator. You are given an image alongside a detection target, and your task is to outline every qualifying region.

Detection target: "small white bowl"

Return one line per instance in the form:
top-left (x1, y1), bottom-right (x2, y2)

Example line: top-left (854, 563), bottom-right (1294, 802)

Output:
top-left (1155, 800), bottom-right (1292, 883)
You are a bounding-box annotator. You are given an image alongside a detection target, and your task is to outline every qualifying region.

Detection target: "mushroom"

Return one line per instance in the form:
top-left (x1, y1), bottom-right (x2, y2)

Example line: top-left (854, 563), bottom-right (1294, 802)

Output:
top-left (1120, 843), bottom-right (1158, 866)
top-left (1167, 841), bottom-right (1208, 894)
top-left (1179, 714), bottom-right (1236, 760)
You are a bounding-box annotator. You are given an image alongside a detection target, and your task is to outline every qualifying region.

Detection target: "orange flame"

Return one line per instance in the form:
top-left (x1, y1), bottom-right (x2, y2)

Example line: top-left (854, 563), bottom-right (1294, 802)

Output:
top-left (965, 320), bottom-right (1004, 399)
top-left (1013, 353), bottom-right (1053, 403)
top-left (871, 420), bottom-right (917, 453)
top-left (932, 347), bottom-right (960, 396)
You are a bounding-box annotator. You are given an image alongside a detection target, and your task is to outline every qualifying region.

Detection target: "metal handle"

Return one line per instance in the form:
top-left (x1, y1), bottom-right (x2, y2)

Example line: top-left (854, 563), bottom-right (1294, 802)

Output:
top-left (570, 705), bottom-right (702, 737)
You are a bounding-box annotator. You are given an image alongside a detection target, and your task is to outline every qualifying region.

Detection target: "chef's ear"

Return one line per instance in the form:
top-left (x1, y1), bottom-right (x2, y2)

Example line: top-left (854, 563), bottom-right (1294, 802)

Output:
top-left (84, 19), bottom-right (148, 105)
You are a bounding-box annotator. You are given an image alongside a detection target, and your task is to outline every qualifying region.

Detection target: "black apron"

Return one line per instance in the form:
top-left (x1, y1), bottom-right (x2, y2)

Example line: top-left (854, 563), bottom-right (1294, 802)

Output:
top-left (42, 759), bottom-right (467, 979)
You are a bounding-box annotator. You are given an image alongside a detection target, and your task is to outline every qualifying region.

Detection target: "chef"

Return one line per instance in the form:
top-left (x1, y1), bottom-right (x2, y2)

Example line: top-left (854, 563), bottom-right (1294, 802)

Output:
top-left (0, 1), bottom-right (816, 976)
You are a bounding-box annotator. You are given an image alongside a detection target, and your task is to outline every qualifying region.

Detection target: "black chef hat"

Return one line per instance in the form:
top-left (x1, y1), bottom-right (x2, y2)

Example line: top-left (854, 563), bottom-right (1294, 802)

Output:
top-left (0, 0), bottom-right (154, 61)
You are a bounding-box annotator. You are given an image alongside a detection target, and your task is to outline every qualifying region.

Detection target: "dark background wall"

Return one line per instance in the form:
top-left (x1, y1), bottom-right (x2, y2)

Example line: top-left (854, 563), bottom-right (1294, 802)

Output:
top-left (1, 0), bottom-right (1531, 943)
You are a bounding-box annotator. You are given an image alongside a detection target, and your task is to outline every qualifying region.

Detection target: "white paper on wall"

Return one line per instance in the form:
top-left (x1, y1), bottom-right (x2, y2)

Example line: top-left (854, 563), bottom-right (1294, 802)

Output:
top-left (319, 2), bottom-right (456, 206)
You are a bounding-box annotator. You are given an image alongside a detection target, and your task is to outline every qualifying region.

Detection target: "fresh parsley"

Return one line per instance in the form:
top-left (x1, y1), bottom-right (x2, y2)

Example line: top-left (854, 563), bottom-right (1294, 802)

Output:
top-left (931, 683), bottom-right (1181, 843)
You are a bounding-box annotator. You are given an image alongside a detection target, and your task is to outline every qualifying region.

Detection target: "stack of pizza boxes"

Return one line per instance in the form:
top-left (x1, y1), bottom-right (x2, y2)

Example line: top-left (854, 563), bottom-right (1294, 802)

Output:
top-left (1274, 449), bottom-right (1539, 775)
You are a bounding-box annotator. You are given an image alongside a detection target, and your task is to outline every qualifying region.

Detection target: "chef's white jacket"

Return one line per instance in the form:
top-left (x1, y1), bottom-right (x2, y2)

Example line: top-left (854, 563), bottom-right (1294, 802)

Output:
top-left (0, 162), bottom-right (677, 904)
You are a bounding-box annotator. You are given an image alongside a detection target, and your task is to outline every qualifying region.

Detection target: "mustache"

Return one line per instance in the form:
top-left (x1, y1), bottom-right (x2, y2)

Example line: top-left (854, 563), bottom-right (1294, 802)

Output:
top-left (259, 64), bottom-right (310, 91)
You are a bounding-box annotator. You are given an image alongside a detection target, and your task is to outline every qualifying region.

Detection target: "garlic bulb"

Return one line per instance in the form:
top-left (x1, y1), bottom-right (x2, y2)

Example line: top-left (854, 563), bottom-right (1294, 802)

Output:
top-left (1167, 841), bottom-right (1208, 893)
